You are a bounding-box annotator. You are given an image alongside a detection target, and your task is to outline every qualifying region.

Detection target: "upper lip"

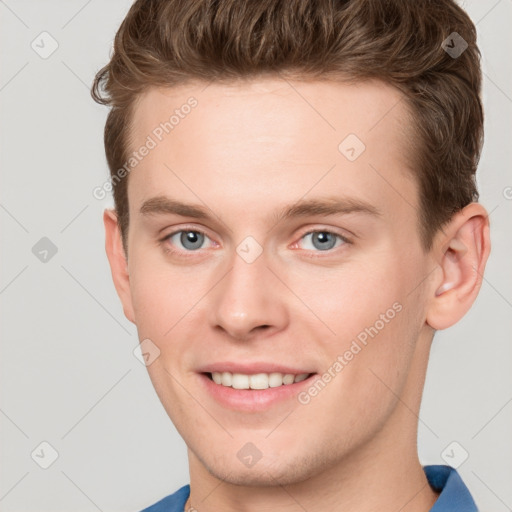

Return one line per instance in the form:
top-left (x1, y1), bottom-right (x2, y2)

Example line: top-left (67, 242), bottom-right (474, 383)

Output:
top-left (197, 362), bottom-right (315, 375)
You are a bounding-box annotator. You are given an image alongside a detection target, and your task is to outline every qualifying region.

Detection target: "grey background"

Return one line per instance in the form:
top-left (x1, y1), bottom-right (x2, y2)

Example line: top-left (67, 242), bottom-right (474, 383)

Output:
top-left (0, 1), bottom-right (511, 511)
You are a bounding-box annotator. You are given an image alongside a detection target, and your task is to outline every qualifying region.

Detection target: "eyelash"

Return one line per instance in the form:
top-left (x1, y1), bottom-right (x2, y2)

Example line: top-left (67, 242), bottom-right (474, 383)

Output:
top-left (159, 226), bottom-right (351, 258)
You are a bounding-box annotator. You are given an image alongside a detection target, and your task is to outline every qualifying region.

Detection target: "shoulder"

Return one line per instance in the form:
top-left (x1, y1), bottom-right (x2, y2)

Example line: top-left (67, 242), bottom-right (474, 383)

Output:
top-left (139, 484), bottom-right (190, 512)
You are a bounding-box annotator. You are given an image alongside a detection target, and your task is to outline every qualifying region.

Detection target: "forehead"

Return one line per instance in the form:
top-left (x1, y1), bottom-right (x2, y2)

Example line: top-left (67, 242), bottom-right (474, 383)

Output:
top-left (126, 77), bottom-right (417, 226)
top-left (131, 77), bottom-right (410, 147)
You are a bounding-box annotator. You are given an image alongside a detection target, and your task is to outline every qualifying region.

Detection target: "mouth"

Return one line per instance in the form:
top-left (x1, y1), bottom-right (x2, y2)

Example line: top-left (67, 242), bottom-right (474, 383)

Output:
top-left (204, 371), bottom-right (313, 389)
top-left (198, 370), bottom-right (318, 411)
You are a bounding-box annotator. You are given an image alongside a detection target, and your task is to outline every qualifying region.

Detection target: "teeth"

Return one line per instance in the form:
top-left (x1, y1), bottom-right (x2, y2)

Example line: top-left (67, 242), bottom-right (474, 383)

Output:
top-left (210, 372), bottom-right (310, 390)
top-left (232, 373), bottom-right (249, 389)
top-left (221, 372), bottom-right (232, 386)
top-left (268, 372), bottom-right (284, 388)
top-left (282, 374), bottom-right (295, 385)
top-left (249, 373), bottom-right (269, 390)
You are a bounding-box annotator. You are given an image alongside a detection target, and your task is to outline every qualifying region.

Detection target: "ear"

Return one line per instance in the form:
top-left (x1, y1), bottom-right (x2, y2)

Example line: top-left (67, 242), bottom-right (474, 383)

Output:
top-left (426, 203), bottom-right (491, 330)
top-left (103, 209), bottom-right (136, 324)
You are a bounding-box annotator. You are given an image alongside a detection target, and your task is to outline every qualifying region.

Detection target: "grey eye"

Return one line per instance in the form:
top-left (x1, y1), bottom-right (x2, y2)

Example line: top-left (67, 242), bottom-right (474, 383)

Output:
top-left (301, 231), bottom-right (344, 251)
top-left (172, 230), bottom-right (206, 251)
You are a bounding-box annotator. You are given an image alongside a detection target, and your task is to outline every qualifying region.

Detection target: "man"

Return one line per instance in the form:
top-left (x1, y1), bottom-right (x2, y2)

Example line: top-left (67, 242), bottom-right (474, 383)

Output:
top-left (92, 0), bottom-right (491, 510)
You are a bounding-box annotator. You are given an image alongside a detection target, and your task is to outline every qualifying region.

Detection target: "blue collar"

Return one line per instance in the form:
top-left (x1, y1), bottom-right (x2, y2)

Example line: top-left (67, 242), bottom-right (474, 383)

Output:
top-left (425, 465), bottom-right (478, 511)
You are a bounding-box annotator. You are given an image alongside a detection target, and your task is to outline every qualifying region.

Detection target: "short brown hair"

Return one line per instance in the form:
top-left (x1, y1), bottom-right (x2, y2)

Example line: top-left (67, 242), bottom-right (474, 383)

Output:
top-left (92, 0), bottom-right (483, 255)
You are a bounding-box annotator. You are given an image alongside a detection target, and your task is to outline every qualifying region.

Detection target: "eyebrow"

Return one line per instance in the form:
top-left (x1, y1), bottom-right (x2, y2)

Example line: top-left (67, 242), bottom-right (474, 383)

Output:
top-left (139, 195), bottom-right (381, 225)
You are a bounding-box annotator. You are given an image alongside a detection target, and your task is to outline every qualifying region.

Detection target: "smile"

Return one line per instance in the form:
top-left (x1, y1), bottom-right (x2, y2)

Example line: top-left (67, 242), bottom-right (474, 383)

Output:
top-left (208, 371), bottom-right (312, 390)
top-left (199, 370), bottom-right (317, 412)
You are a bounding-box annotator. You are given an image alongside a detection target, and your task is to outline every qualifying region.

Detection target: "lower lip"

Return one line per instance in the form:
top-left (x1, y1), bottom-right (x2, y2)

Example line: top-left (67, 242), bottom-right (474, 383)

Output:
top-left (198, 373), bottom-right (316, 412)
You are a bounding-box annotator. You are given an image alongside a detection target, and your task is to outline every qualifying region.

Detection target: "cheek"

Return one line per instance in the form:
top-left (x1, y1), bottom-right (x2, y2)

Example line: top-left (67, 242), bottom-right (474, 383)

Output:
top-left (296, 256), bottom-right (422, 395)
top-left (128, 254), bottom-right (199, 336)
top-left (296, 302), bottom-right (419, 451)
top-left (130, 277), bottom-right (170, 336)
top-left (289, 259), bottom-right (406, 339)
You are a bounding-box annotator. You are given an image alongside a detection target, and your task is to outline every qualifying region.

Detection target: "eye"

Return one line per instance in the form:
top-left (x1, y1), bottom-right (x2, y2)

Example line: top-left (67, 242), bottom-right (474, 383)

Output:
top-left (298, 230), bottom-right (348, 252)
top-left (162, 229), bottom-right (214, 252)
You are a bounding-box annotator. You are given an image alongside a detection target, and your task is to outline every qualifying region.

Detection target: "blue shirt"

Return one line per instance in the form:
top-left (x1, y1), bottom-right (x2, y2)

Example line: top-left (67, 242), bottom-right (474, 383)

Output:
top-left (140, 464), bottom-right (478, 511)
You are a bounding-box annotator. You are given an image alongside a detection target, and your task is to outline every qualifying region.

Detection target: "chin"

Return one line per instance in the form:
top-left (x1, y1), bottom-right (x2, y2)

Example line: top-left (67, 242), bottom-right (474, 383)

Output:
top-left (201, 451), bottom-right (328, 488)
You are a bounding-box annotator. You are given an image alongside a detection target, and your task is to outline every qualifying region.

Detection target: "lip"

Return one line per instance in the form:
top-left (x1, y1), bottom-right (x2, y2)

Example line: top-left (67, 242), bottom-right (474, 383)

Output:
top-left (196, 362), bottom-right (315, 374)
top-left (198, 371), bottom-right (317, 412)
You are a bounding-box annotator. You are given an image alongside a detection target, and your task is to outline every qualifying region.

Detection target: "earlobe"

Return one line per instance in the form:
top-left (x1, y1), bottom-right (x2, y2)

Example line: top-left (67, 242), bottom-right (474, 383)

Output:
top-left (103, 209), bottom-right (136, 324)
top-left (426, 203), bottom-right (491, 330)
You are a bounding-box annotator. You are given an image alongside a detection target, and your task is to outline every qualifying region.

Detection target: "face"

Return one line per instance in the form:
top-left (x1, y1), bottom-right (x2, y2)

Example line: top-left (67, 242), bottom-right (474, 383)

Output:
top-left (117, 78), bottom-right (437, 485)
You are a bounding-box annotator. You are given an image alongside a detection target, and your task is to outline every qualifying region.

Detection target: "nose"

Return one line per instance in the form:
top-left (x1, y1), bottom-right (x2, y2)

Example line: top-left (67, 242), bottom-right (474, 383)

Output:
top-left (208, 246), bottom-right (289, 342)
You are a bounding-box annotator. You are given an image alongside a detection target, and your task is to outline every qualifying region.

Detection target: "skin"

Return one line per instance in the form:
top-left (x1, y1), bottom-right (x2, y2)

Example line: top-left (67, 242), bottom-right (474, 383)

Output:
top-left (104, 78), bottom-right (490, 511)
